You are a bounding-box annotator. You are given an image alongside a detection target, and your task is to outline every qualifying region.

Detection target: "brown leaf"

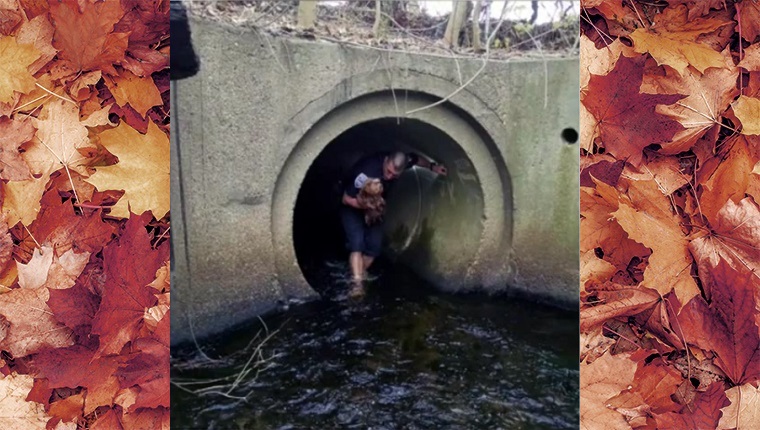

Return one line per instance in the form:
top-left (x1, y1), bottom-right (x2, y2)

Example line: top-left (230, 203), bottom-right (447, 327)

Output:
top-left (24, 99), bottom-right (93, 177)
top-left (90, 408), bottom-right (123, 430)
top-left (630, 5), bottom-right (732, 75)
top-left (0, 286), bottom-right (74, 358)
top-left (582, 55), bottom-right (685, 166)
top-left (677, 259), bottom-right (760, 384)
top-left (698, 136), bottom-right (759, 223)
top-left (655, 382), bottom-right (729, 429)
top-left (0, 116), bottom-right (34, 181)
top-left (49, 0), bottom-right (128, 75)
top-left (642, 48), bottom-right (739, 152)
top-left (717, 383), bottom-right (760, 429)
top-left (732, 96), bottom-right (760, 135)
top-left (0, 36), bottom-right (40, 103)
top-left (104, 70), bottom-right (162, 118)
top-left (14, 14), bottom-right (56, 74)
top-left (736, 0), bottom-right (760, 43)
top-left (91, 213), bottom-right (168, 356)
top-left (580, 351), bottom-right (637, 430)
top-left (689, 197), bottom-right (760, 296)
top-left (612, 190), bottom-right (699, 305)
top-left (0, 372), bottom-right (50, 429)
top-left (581, 285), bottom-right (660, 332)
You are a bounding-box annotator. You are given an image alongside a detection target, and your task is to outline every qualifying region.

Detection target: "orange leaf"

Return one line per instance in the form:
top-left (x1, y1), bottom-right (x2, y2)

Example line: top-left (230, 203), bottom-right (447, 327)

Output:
top-left (49, 0), bottom-right (128, 75)
top-left (0, 116), bottom-right (34, 181)
top-left (630, 5), bottom-right (732, 75)
top-left (104, 70), bottom-right (162, 118)
top-left (580, 351), bottom-right (637, 430)
top-left (0, 36), bottom-right (40, 103)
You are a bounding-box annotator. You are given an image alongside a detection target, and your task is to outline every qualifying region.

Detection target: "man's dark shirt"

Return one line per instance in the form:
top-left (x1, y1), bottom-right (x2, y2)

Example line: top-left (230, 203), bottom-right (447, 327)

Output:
top-left (343, 152), bottom-right (417, 198)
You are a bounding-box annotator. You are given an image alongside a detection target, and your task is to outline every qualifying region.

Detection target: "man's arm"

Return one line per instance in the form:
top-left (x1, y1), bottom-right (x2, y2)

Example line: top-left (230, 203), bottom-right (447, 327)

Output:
top-left (408, 153), bottom-right (448, 176)
top-left (342, 192), bottom-right (364, 210)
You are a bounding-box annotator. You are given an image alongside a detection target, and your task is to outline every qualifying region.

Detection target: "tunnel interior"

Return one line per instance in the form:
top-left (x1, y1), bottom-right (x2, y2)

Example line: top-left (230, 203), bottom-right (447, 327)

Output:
top-left (293, 117), bottom-right (485, 291)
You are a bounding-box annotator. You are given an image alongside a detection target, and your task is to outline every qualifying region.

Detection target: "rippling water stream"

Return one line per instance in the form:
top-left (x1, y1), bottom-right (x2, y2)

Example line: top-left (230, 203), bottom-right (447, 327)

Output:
top-left (171, 265), bottom-right (579, 429)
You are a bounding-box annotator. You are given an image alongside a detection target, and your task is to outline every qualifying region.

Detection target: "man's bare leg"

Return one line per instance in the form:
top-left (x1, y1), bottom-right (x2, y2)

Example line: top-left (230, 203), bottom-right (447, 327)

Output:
top-left (362, 255), bottom-right (374, 279)
top-left (349, 252), bottom-right (364, 281)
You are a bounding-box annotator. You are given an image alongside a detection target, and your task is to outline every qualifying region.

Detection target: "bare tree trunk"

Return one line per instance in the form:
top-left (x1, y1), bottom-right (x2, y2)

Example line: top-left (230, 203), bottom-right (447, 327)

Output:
top-left (472, 0), bottom-right (482, 51)
top-left (443, 0), bottom-right (470, 48)
top-left (373, 0), bottom-right (390, 39)
top-left (297, 0), bottom-right (317, 29)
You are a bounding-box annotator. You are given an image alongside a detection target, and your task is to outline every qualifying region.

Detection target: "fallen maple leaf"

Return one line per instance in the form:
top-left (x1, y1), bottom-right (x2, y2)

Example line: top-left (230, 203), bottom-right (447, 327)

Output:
top-left (630, 5), bottom-right (731, 75)
top-left (117, 314), bottom-right (169, 410)
top-left (697, 136), bottom-right (758, 223)
top-left (31, 346), bottom-right (126, 408)
top-left (732, 96), bottom-right (760, 135)
top-left (104, 70), bottom-right (163, 118)
top-left (655, 382), bottom-right (729, 429)
top-left (669, 0), bottom-right (728, 20)
top-left (48, 0), bottom-right (128, 76)
top-left (15, 14), bottom-right (57, 74)
top-left (0, 372), bottom-right (49, 429)
top-left (581, 284), bottom-right (660, 332)
top-left (0, 36), bottom-right (40, 103)
top-left (613, 178), bottom-right (700, 305)
top-left (717, 383), bottom-right (760, 430)
top-left (580, 351), bottom-right (637, 430)
top-left (90, 213), bottom-right (168, 356)
top-left (677, 259), bottom-right (760, 384)
top-left (24, 99), bottom-right (93, 178)
top-left (689, 197), bottom-right (760, 294)
top-left (582, 55), bottom-right (685, 166)
top-left (642, 48), bottom-right (739, 152)
top-left (0, 117), bottom-right (35, 181)
top-left (85, 121), bottom-right (170, 219)
top-left (0, 174), bottom-right (48, 226)
top-left (28, 188), bottom-right (117, 256)
top-left (736, 0), bottom-right (760, 43)
top-left (16, 245), bottom-right (53, 290)
top-left (0, 286), bottom-right (74, 358)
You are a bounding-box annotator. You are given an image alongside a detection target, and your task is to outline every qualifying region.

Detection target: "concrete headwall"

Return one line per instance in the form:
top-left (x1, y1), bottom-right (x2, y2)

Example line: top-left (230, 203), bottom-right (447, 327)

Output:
top-left (171, 16), bottom-right (579, 344)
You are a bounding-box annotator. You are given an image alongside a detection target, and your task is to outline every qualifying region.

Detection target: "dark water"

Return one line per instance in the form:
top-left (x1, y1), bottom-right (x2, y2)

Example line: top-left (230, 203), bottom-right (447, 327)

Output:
top-left (171, 264), bottom-right (579, 429)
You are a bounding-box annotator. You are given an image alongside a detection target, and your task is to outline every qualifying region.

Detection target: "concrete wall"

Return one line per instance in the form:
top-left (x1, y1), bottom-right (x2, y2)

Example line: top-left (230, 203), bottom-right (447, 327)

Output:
top-left (171, 16), bottom-right (580, 344)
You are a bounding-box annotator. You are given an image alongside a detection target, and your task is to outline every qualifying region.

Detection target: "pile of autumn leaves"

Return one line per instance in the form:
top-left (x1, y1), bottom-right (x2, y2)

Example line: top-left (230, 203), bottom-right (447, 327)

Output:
top-left (580, 0), bottom-right (760, 429)
top-left (0, 0), bottom-right (170, 428)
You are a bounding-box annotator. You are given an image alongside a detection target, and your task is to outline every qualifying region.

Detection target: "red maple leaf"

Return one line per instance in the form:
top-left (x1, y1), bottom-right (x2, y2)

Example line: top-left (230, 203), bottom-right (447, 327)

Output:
top-left (677, 259), bottom-right (760, 384)
top-left (47, 267), bottom-right (101, 332)
top-left (582, 55), bottom-right (686, 166)
top-left (29, 188), bottom-right (117, 256)
top-left (49, 0), bottom-right (129, 76)
top-left (90, 212), bottom-right (168, 356)
top-left (117, 313), bottom-right (169, 410)
top-left (31, 345), bottom-right (126, 394)
top-left (654, 382), bottom-right (729, 429)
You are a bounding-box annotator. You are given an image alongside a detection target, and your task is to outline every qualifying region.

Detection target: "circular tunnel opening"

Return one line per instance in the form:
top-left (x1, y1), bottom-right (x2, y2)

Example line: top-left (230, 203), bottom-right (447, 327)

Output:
top-left (293, 117), bottom-right (486, 292)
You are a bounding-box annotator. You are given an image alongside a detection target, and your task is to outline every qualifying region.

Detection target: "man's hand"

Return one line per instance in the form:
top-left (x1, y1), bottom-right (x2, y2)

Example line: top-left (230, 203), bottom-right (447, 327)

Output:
top-left (432, 163), bottom-right (447, 176)
top-left (342, 193), bottom-right (364, 209)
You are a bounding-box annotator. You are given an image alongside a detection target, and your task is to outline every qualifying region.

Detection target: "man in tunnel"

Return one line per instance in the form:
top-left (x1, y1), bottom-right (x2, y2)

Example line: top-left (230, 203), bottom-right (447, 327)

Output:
top-left (341, 151), bottom-right (447, 296)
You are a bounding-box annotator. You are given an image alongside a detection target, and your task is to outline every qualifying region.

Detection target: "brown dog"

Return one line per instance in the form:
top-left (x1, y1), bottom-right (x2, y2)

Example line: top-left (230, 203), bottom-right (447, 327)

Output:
top-left (357, 178), bottom-right (385, 225)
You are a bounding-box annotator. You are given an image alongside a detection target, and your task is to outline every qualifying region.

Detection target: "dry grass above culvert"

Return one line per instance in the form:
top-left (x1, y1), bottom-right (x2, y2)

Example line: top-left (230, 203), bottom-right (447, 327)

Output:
top-left (182, 0), bottom-right (580, 60)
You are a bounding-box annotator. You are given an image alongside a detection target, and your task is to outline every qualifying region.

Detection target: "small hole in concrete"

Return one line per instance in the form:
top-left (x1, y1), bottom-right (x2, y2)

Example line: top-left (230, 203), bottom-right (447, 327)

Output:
top-left (561, 128), bottom-right (578, 144)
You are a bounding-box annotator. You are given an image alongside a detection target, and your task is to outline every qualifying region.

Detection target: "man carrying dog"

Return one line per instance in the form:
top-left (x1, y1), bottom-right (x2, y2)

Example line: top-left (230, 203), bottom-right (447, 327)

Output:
top-left (340, 151), bottom-right (447, 295)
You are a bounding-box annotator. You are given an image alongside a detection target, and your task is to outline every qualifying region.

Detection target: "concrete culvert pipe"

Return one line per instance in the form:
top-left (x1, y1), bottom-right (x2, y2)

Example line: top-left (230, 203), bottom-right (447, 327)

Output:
top-left (273, 91), bottom-right (512, 297)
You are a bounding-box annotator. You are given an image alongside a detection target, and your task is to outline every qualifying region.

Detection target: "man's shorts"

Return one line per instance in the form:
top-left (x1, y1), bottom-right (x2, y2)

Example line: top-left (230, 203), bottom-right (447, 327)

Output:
top-left (340, 207), bottom-right (383, 257)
